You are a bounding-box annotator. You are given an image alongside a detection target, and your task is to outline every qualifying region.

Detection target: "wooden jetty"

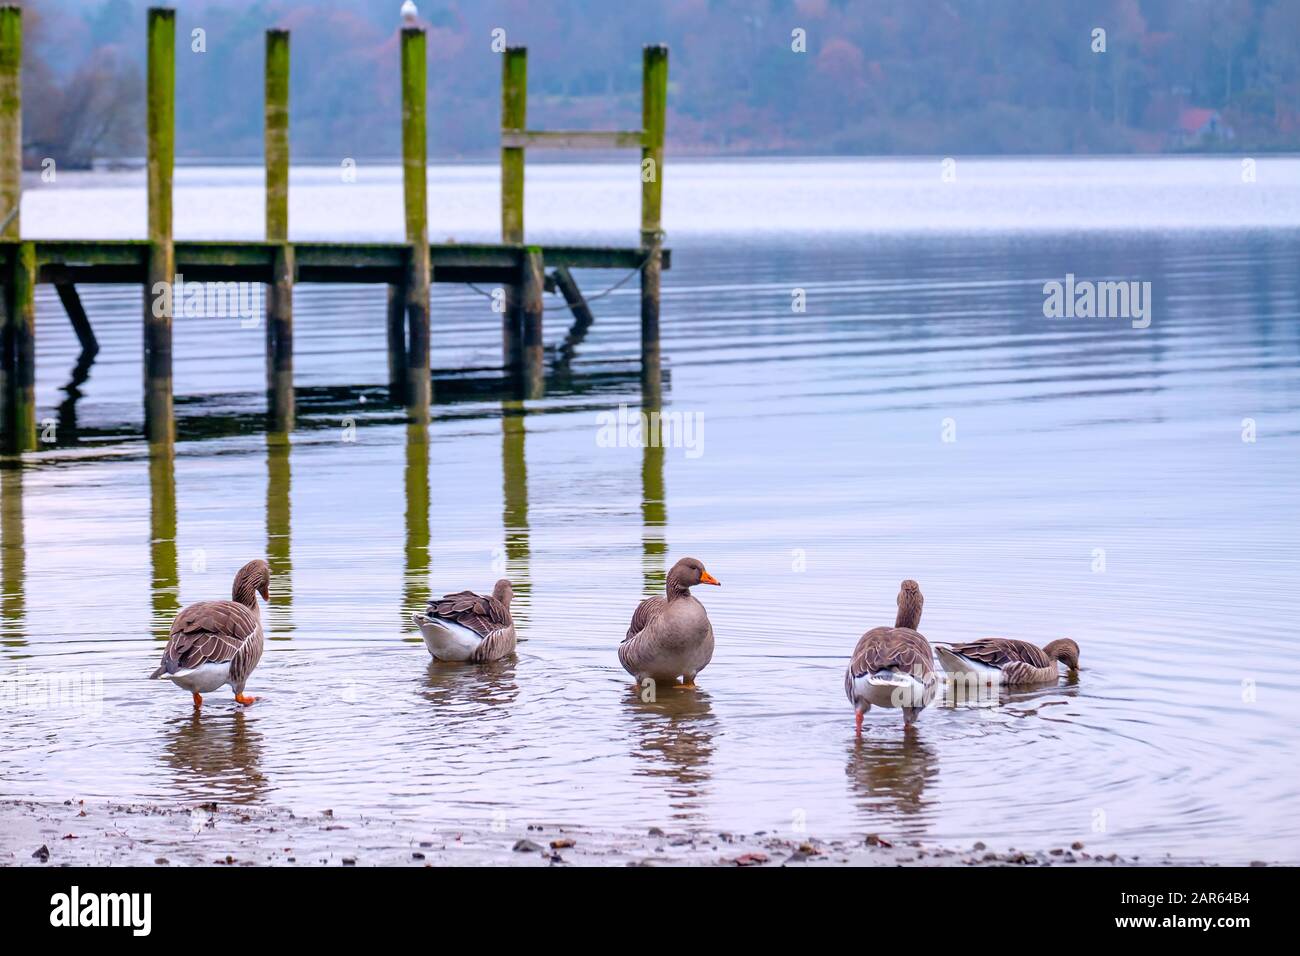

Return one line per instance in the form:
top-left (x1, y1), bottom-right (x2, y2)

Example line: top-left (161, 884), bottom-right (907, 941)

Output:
top-left (0, 5), bottom-right (670, 452)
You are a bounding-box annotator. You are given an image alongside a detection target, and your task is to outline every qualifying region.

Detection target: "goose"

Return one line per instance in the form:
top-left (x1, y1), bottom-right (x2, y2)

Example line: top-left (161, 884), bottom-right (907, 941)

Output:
top-left (150, 559), bottom-right (269, 709)
top-left (844, 580), bottom-right (937, 731)
top-left (935, 638), bottom-right (1079, 685)
top-left (619, 557), bottom-right (720, 688)
top-left (413, 579), bottom-right (516, 662)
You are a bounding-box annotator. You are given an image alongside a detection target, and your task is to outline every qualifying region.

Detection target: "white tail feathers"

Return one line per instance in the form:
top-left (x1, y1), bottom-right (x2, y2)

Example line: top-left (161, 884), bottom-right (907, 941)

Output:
top-left (413, 613), bottom-right (483, 662)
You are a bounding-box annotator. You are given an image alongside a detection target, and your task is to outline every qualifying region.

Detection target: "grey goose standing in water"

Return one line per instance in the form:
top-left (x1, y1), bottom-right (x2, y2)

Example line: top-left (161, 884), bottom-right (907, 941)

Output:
top-left (844, 579), bottom-right (937, 731)
top-left (619, 557), bottom-right (720, 688)
top-left (150, 559), bottom-right (269, 709)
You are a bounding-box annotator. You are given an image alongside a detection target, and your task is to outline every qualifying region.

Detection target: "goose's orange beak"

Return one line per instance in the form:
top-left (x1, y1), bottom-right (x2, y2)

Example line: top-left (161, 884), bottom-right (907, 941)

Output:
top-left (700, 570), bottom-right (721, 586)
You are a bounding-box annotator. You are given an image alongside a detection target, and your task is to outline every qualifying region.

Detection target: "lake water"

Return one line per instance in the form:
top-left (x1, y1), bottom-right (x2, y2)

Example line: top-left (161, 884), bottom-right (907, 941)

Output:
top-left (3, 157), bottom-right (1299, 863)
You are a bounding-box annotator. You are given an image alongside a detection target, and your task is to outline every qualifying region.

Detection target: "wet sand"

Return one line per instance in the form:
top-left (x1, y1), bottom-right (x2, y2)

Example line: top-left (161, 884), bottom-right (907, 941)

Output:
top-left (3, 799), bottom-right (1197, 867)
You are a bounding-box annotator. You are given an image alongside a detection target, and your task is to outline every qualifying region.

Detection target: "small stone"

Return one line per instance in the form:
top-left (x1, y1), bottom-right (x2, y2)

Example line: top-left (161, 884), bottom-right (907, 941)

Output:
top-left (1049, 847), bottom-right (1064, 856)
top-left (342, 857), bottom-right (356, 866)
top-left (648, 827), bottom-right (665, 837)
top-left (730, 852), bottom-right (768, 866)
top-left (550, 838), bottom-right (575, 849)
top-left (973, 841), bottom-right (986, 851)
top-left (513, 839), bottom-right (543, 853)
top-left (411, 852), bottom-right (425, 860)
top-left (1249, 860), bottom-right (1267, 867)
top-left (32, 845), bottom-right (49, 862)
top-left (1071, 841), bottom-right (1085, 850)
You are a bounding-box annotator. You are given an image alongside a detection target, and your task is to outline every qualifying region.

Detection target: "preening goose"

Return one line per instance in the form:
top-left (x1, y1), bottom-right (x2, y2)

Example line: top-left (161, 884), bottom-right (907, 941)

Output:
top-left (414, 579), bottom-right (517, 662)
top-left (619, 557), bottom-right (720, 688)
top-left (150, 559), bottom-right (269, 709)
top-left (844, 580), bottom-right (937, 731)
top-left (936, 637), bottom-right (1079, 685)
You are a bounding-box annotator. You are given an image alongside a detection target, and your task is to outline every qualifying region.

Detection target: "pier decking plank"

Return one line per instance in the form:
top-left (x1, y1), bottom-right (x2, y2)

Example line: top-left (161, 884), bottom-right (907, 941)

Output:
top-left (6, 240), bottom-right (668, 286)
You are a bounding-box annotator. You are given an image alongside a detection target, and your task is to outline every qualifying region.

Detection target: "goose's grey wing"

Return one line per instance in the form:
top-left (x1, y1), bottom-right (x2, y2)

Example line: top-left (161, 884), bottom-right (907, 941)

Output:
top-left (154, 601), bottom-right (258, 675)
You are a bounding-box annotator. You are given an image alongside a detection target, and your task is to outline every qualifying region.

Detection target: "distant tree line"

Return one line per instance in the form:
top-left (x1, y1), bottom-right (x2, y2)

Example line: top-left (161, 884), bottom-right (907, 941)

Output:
top-left (17, 0), bottom-right (1300, 168)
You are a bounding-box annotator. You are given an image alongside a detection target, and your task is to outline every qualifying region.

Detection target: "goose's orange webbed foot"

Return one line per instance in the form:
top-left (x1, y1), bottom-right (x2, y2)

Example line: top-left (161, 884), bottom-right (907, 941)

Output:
top-left (234, 693), bottom-right (258, 706)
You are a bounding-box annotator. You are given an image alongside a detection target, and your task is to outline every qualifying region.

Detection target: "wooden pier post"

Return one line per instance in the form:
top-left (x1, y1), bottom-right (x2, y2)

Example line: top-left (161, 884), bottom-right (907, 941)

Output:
top-left (500, 47), bottom-right (526, 373)
top-left (264, 28), bottom-right (293, 432)
top-left (553, 266), bottom-right (594, 333)
top-left (386, 283), bottom-right (407, 401)
top-left (0, 6), bottom-right (34, 453)
top-left (2, 242), bottom-right (36, 452)
top-left (54, 284), bottom-right (98, 356)
top-left (640, 45), bottom-right (667, 396)
top-left (145, 7), bottom-right (175, 445)
top-left (401, 25), bottom-right (431, 419)
top-left (521, 246), bottom-right (544, 398)
top-left (0, 5), bottom-right (20, 241)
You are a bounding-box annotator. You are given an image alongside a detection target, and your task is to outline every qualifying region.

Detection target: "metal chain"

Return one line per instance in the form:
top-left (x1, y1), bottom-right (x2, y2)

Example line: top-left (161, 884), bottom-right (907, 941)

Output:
top-left (462, 247), bottom-right (653, 312)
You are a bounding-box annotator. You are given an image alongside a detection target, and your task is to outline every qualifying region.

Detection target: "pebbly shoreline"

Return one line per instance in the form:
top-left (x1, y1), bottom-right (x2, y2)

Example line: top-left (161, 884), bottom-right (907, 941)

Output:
top-left (0, 798), bottom-right (1216, 867)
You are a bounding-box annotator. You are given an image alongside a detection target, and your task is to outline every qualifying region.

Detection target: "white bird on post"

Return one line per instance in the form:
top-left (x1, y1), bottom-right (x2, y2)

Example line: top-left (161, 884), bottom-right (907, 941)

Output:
top-left (401, 1), bottom-right (418, 26)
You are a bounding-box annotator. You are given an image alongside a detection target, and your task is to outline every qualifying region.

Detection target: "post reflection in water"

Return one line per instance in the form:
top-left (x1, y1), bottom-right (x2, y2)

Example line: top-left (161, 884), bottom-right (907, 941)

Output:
top-left (1, 462), bottom-right (25, 648)
top-left (622, 688), bottom-right (717, 822)
top-left (148, 445), bottom-right (179, 642)
top-left (844, 732), bottom-right (938, 832)
top-left (265, 434), bottom-right (294, 637)
top-left (161, 710), bottom-right (268, 805)
top-left (402, 422), bottom-right (430, 628)
top-left (55, 349), bottom-right (96, 445)
top-left (640, 394), bottom-right (667, 597)
top-left (500, 401), bottom-right (530, 621)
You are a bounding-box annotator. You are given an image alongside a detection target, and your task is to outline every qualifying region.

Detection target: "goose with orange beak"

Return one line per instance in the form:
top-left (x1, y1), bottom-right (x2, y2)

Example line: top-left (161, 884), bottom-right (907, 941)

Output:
top-left (619, 557), bottom-right (720, 688)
